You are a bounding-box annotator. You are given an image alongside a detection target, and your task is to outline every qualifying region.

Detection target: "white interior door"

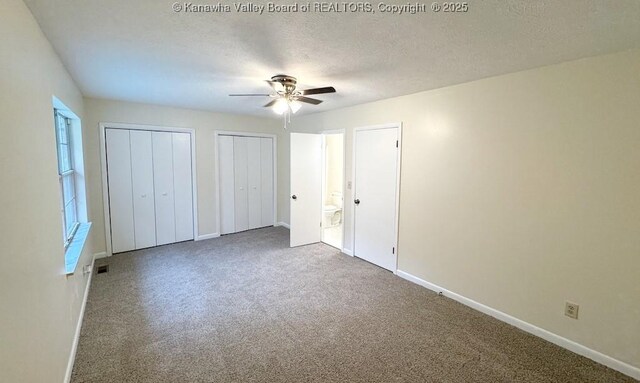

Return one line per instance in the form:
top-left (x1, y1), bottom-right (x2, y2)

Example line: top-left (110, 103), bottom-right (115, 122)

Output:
top-left (105, 129), bottom-right (135, 253)
top-left (260, 137), bottom-right (274, 227)
top-left (247, 137), bottom-right (262, 229)
top-left (290, 133), bottom-right (322, 247)
top-left (354, 127), bottom-right (399, 271)
top-left (152, 131), bottom-right (176, 245)
top-left (218, 135), bottom-right (235, 235)
top-left (130, 130), bottom-right (156, 249)
top-left (234, 136), bottom-right (249, 232)
top-left (172, 132), bottom-right (194, 242)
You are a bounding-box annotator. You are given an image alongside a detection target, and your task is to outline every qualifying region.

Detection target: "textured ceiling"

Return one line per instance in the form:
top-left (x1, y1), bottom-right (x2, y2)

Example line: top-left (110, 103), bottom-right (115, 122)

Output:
top-left (24, 0), bottom-right (640, 117)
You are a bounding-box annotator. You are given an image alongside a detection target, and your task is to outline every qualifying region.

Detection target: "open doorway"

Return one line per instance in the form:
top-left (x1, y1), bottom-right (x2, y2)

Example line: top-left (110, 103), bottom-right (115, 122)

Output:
top-left (321, 132), bottom-right (344, 249)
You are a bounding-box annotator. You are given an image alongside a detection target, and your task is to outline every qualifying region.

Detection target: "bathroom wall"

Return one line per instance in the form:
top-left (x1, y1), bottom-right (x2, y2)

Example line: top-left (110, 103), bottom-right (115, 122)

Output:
top-left (324, 133), bottom-right (344, 206)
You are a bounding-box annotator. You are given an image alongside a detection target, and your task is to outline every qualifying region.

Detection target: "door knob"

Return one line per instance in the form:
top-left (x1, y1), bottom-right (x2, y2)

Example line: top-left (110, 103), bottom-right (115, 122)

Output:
top-left (291, 195), bottom-right (297, 200)
top-left (354, 199), bottom-right (360, 205)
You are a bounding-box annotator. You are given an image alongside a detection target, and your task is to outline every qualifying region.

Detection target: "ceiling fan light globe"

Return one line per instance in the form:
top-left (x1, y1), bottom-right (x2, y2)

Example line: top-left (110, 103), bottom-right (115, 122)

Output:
top-left (290, 100), bottom-right (302, 113)
top-left (273, 98), bottom-right (288, 115)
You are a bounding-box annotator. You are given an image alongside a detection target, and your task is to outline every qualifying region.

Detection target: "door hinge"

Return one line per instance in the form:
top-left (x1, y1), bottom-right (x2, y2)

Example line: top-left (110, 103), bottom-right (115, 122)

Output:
top-left (395, 140), bottom-right (398, 148)
top-left (392, 247), bottom-right (395, 254)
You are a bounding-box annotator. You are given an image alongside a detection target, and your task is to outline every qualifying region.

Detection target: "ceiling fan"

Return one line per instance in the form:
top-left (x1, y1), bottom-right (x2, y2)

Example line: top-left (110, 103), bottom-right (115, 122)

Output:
top-left (229, 74), bottom-right (336, 116)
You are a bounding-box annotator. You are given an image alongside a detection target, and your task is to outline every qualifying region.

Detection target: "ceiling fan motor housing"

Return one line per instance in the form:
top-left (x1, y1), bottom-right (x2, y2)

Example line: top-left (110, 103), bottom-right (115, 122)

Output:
top-left (271, 74), bottom-right (298, 94)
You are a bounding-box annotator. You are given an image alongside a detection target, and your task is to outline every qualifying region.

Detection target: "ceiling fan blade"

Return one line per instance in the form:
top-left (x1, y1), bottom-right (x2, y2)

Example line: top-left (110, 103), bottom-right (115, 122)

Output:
top-left (229, 93), bottom-right (271, 97)
top-left (301, 86), bottom-right (336, 96)
top-left (297, 96), bottom-right (323, 105)
top-left (263, 99), bottom-right (278, 108)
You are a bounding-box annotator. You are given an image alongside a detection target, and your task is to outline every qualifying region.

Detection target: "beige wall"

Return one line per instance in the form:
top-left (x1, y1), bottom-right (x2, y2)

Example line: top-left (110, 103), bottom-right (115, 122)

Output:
top-left (82, 98), bottom-right (282, 254)
top-left (287, 49), bottom-right (640, 369)
top-left (0, 0), bottom-right (94, 381)
top-left (3, 0), bottom-right (638, 376)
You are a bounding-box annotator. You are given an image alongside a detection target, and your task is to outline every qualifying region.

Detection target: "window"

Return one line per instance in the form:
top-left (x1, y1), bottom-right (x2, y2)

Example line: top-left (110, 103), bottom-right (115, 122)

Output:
top-left (53, 98), bottom-right (90, 274)
top-left (55, 109), bottom-right (79, 247)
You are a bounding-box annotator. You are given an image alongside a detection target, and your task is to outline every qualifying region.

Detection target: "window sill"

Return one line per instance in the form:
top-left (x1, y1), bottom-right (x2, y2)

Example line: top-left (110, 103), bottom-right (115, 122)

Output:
top-left (65, 222), bottom-right (91, 275)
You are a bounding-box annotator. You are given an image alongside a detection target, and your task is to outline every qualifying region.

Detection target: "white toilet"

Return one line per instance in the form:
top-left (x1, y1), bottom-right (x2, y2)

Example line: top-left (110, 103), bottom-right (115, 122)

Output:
top-left (323, 191), bottom-right (343, 228)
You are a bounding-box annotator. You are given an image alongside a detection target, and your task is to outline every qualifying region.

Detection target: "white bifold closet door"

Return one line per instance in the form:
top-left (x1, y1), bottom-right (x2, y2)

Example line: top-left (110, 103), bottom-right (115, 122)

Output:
top-left (233, 136), bottom-right (249, 232)
top-left (247, 137), bottom-right (262, 230)
top-left (106, 129), bottom-right (136, 253)
top-left (260, 138), bottom-right (274, 227)
top-left (173, 133), bottom-right (194, 242)
top-left (130, 130), bottom-right (156, 249)
top-left (219, 135), bottom-right (274, 234)
top-left (218, 136), bottom-right (235, 235)
top-left (106, 128), bottom-right (193, 253)
top-left (153, 132), bottom-right (177, 246)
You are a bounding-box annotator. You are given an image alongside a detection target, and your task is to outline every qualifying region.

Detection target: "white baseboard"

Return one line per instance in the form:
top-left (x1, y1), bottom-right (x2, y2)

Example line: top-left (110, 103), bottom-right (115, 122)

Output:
top-left (396, 270), bottom-right (640, 380)
top-left (64, 254), bottom-right (96, 383)
top-left (196, 233), bottom-right (220, 241)
top-left (93, 252), bottom-right (107, 259)
top-left (342, 248), bottom-right (353, 256)
top-left (275, 222), bottom-right (290, 229)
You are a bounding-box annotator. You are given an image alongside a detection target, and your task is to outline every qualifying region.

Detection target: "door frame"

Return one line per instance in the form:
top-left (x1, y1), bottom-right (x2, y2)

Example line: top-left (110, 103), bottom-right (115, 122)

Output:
top-left (213, 131), bottom-right (278, 236)
top-left (99, 122), bottom-right (198, 257)
top-left (351, 122), bottom-right (403, 273)
top-left (320, 129), bottom-right (346, 252)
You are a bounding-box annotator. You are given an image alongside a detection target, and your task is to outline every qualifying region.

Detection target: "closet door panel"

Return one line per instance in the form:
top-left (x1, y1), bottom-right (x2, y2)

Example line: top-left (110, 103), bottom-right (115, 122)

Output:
top-left (260, 138), bottom-right (274, 227)
top-left (247, 137), bottom-right (262, 229)
top-left (233, 137), bottom-right (249, 232)
top-left (105, 129), bottom-right (135, 253)
top-left (172, 133), bottom-right (194, 242)
top-left (130, 130), bottom-right (156, 249)
top-left (152, 131), bottom-right (176, 245)
top-left (218, 136), bottom-right (235, 235)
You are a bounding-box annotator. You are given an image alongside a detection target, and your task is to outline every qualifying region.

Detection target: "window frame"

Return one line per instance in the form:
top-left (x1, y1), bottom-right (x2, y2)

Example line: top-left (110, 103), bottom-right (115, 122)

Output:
top-left (54, 109), bottom-right (79, 248)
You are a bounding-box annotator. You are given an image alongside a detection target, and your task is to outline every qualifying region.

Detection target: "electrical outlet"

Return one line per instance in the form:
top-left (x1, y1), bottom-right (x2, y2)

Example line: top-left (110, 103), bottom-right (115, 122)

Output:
top-left (347, 181), bottom-right (352, 190)
top-left (565, 302), bottom-right (579, 319)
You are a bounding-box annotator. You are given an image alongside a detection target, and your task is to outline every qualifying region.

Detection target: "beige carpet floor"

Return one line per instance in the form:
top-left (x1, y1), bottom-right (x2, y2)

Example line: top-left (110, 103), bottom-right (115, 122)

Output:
top-left (71, 227), bottom-right (636, 382)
